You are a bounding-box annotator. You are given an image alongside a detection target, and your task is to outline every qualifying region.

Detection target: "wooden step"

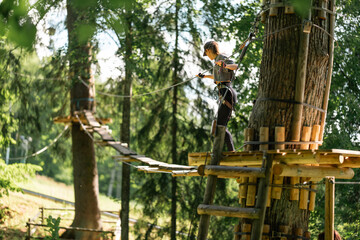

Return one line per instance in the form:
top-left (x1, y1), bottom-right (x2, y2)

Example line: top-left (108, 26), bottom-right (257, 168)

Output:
top-left (197, 165), bottom-right (265, 178)
top-left (197, 204), bottom-right (260, 219)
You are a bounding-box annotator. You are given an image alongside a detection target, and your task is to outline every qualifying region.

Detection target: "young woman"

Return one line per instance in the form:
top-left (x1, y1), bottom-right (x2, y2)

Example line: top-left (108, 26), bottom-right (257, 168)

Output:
top-left (197, 41), bottom-right (238, 151)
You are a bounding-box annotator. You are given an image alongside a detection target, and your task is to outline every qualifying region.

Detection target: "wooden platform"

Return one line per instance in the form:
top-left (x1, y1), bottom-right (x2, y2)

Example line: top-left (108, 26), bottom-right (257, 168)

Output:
top-left (188, 149), bottom-right (360, 167)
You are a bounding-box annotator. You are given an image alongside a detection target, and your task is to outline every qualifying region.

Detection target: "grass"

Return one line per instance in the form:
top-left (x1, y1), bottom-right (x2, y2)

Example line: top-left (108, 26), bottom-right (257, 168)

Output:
top-left (0, 175), bottom-right (131, 240)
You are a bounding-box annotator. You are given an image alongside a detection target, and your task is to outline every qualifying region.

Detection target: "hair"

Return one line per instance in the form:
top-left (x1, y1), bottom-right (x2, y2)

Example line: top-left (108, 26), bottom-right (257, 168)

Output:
top-left (317, 230), bottom-right (341, 240)
top-left (204, 41), bottom-right (220, 55)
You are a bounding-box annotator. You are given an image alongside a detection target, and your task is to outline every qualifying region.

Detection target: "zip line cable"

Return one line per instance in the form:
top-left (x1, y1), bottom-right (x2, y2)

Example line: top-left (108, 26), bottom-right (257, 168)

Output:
top-left (8, 125), bottom-right (69, 161)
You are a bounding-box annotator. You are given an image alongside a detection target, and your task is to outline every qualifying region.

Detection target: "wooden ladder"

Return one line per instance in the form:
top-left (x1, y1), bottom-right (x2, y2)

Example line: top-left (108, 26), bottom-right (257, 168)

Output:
top-left (197, 126), bottom-right (273, 240)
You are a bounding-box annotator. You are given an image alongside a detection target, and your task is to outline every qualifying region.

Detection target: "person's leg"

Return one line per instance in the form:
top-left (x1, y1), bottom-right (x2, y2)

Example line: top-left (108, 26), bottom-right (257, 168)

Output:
top-left (217, 103), bottom-right (234, 151)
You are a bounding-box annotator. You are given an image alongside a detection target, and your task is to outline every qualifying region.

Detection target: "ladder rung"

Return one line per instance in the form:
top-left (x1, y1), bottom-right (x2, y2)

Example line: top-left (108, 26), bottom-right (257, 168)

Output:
top-left (197, 204), bottom-right (260, 219)
top-left (198, 165), bottom-right (265, 178)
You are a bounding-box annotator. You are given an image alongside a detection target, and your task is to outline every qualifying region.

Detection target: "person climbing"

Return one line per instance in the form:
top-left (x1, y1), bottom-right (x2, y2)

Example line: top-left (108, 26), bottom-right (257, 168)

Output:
top-left (197, 40), bottom-right (238, 151)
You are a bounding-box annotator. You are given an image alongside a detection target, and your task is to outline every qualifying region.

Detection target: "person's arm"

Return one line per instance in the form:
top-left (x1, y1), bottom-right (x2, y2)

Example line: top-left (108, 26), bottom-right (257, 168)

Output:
top-left (197, 73), bottom-right (214, 79)
top-left (215, 60), bottom-right (238, 71)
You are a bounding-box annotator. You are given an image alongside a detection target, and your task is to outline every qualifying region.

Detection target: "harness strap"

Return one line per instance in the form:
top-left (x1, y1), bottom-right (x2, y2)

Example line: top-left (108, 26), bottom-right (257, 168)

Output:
top-left (223, 99), bottom-right (233, 109)
top-left (215, 80), bottom-right (231, 85)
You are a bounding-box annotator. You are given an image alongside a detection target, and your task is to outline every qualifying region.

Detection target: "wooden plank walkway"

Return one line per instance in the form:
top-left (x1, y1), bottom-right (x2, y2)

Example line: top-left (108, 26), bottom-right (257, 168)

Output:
top-left (81, 111), bottom-right (195, 172)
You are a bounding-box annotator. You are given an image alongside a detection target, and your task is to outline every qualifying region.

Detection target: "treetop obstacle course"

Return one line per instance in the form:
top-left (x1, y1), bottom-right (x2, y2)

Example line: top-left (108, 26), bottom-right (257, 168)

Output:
top-left (51, 0), bottom-right (359, 239)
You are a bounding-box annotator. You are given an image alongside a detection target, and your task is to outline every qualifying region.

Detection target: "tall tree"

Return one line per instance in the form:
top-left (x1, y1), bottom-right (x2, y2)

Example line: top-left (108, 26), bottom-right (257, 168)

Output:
top-left (246, 0), bottom-right (335, 234)
top-left (63, 0), bottom-right (101, 238)
top-left (171, 0), bottom-right (180, 238)
top-left (120, 4), bottom-right (134, 240)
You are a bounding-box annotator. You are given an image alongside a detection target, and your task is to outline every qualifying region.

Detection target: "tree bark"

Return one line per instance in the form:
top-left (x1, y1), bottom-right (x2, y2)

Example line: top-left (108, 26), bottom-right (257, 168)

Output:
top-left (121, 11), bottom-right (133, 240)
top-left (247, 0), bottom-right (332, 234)
top-left (64, 0), bottom-right (101, 239)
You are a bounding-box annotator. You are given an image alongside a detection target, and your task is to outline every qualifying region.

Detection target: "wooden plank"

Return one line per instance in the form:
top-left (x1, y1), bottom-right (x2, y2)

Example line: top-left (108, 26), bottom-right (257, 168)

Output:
top-left (189, 150), bottom-right (360, 167)
top-left (94, 128), bottom-right (115, 141)
top-left (53, 115), bottom-right (112, 124)
top-left (83, 110), bottom-right (101, 127)
top-left (197, 204), bottom-right (259, 219)
top-left (273, 164), bottom-right (354, 179)
top-left (198, 165), bottom-right (265, 178)
top-left (107, 141), bottom-right (137, 155)
top-left (172, 170), bottom-right (199, 177)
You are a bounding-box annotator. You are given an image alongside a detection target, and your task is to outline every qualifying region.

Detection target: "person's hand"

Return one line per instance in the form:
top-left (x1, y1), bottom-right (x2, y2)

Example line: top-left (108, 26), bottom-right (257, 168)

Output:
top-left (197, 73), bottom-right (205, 78)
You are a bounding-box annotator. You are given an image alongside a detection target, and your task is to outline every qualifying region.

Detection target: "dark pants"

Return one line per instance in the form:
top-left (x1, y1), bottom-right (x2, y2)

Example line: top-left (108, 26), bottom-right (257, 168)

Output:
top-left (217, 86), bottom-right (236, 151)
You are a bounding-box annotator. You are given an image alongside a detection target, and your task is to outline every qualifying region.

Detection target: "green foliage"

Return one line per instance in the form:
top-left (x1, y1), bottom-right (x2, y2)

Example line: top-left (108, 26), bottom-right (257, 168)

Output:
top-left (0, 159), bottom-right (42, 197)
top-left (290, 0), bottom-right (312, 18)
top-left (0, 0), bottom-right (36, 49)
top-left (43, 216), bottom-right (61, 240)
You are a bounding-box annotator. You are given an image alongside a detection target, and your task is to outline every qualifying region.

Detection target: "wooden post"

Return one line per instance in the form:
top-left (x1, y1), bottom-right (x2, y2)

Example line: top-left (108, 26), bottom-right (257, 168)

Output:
top-left (290, 7), bottom-right (312, 142)
top-left (318, 0), bottom-right (328, 20)
top-left (269, 0), bottom-right (278, 17)
top-left (320, 0), bottom-right (336, 143)
top-left (242, 223), bottom-right (251, 240)
top-left (41, 207), bottom-right (44, 224)
top-left (310, 125), bottom-right (321, 150)
top-left (325, 177), bottom-right (335, 240)
top-left (300, 126), bottom-right (312, 149)
top-left (247, 128), bottom-right (255, 151)
top-left (290, 177), bottom-right (300, 201)
top-left (259, 127), bottom-right (269, 151)
top-left (309, 181), bottom-right (317, 211)
top-left (296, 228), bottom-right (303, 239)
top-left (234, 223), bottom-right (241, 240)
top-left (27, 220), bottom-right (31, 239)
top-left (275, 126), bottom-right (285, 150)
top-left (246, 128), bottom-right (256, 206)
top-left (261, 0), bottom-right (267, 23)
top-left (250, 153), bottom-right (273, 240)
top-left (271, 127), bottom-right (284, 201)
top-left (285, 3), bottom-right (295, 14)
top-left (197, 126), bottom-right (226, 240)
top-left (299, 177), bottom-right (310, 210)
top-left (279, 225), bottom-right (289, 240)
top-left (246, 177), bottom-right (257, 207)
top-left (262, 225), bottom-right (270, 240)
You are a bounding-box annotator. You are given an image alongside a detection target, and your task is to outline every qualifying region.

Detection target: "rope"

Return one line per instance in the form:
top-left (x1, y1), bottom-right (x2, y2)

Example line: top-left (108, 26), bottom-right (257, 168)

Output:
top-left (256, 97), bottom-right (326, 113)
top-left (8, 125), bottom-right (69, 161)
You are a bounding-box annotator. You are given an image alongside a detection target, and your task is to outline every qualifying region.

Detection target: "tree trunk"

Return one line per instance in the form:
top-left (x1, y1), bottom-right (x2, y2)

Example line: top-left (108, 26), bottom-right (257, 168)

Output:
top-left (247, 0), bottom-right (332, 234)
top-left (121, 12), bottom-right (133, 240)
top-left (171, 0), bottom-right (180, 239)
top-left (64, 0), bottom-right (102, 239)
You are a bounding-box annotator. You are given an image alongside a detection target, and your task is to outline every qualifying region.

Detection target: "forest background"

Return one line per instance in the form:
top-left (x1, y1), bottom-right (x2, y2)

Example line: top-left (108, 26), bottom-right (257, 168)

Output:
top-left (1, 0), bottom-right (360, 239)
